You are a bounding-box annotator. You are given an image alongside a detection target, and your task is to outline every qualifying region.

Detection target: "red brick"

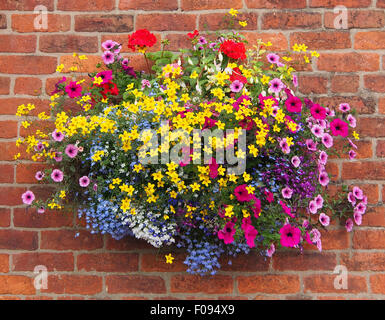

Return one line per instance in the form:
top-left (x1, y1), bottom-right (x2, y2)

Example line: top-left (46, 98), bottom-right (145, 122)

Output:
top-left (377, 140), bottom-right (385, 157)
top-left (42, 275), bottom-right (102, 295)
top-left (353, 229), bottom-right (385, 249)
top-left (341, 252), bottom-right (385, 271)
top-left (364, 75), bottom-right (385, 93)
top-left (0, 77), bottom-right (10, 95)
top-left (315, 96), bottom-right (376, 114)
top-left (310, 0), bottom-right (371, 7)
top-left (262, 12), bottom-right (322, 30)
top-left (16, 163), bottom-right (48, 184)
top-left (0, 276), bottom-right (35, 295)
top-left (0, 14), bottom-right (6, 28)
top-left (238, 275), bottom-right (300, 294)
top-left (0, 164), bottom-right (14, 183)
top-left (273, 252), bottom-right (336, 271)
top-left (246, 0), bottom-right (306, 8)
top-left (220, 251), bottom-right (270, 272)
top-left (0, 121), bottom-right (17, 139)
top-left (0, 97), bottom-right (50, 115)
top-left (325, 10), bottom-right (385, 29)
top-left (0, 255), bottom-right (8, 273)
top-left (358, 118), bottom-right (385, 137)
top-left (40, 230), bottom-right (103, 251)
top-left (355, 32), bottom-right (385, 50)
top-left (106, 235), bottom-right (153, 250)
top-left (298, 75), bottom-right (328, 94)
top-left (200, 12), bottom-right (258, 31)
top-left (343, 161), bottom-right (385, 180)
top-left (40, 35), bottom-right (98, 53)
top-left (119, 0), bottom-right (178, 10)
top-left (12, 253), bottom-right (74, 272)
top-left (26, 296), bottom-right (54, 300)
top-left (317, 53), bottom-right (379, 72)
top-left (13, 208), bottom-right (73, 228)
top-left (141, 253), bottom-right (187, 272)
top-left (136, 14), bottom-right (196, 31)
top-left (291, 32), bottom-right (351, 50)
top-left (0, 56), bottom-right (57, 74)
top-left (0, 35), bottom-right (36, 53)
top-left (12, 14), bottom-right (71, 33)
top-left (0, 186), bottom-right (28, 205)
top-left (331, 75), bottom-right (359, 93)
top-left (0, 230), bottom-right (38, 250)
top-left (181, 0), bottom-right (242, 10)
top-left (361, 207), bottom-right (385, 227)
top-left (370, 274), bottom-right (385, 294)
top-left (14, 77), bottom-right (42, 96)
top-left (0, 0), bottom-right (54, 10)
top-left (59, 55), bottom-right (101, 74)
top-left (380, 97), bottom-right (385, 114)
top-left (106, 275), bottom-right (166, 294)
top-left (304, 274), bottom-right (367, 293)
top-left (242, 32), bottom-right (288, 51)
top-left (75, 15), bottom-right (133, 32)
top-left (171, 275), bottom-right (233, 294)
top-left (379, 0), bottom-right (385, 8)
top-left (303, 229), bottom-right (349, 250)
top-left (77, 253), bottom-right (138, 272)
top-left (57, 0), bottom-right (115, 11)
top-left (0, 208), bottom-right (10, 227)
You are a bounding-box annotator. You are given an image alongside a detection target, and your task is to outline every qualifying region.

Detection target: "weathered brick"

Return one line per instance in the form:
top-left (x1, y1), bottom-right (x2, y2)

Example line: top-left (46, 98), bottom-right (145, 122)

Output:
top-left (13, 208), bottom-right (73, 228)
top-left (291, 32), bottom-right (351, 50)
top-left (12, 253), bottom-right (74, 272)
top-left (238, 275), bottom-right (300, 294)
top-left (57, 0), bottom-right (115, 11)
top-left (181, 0), bottom-right (242, 10)
top-left (119, 0), bottom-right (178, 10)
top-left (0, 56), bottom-right (57, 74)
top-left (0, 164), bottom-right (14, 183)
top-left (317, 53), bottom-right (379, 72)
top-left (325, 10), bottom-right (385, 29)
top-left (0, 35), bottom-right (36, 53)
top-left (0, 0), bottom-right (54, 10)
top-left (12, 14), bottom-right (71, 32)
top-left (136, 14), bottom-right (196, 31)
top-left (355, 32), bottom-right (385, 50)
top-left (40, 35), bottom-right (98, 53)
top-left (273, 252), bottom-right (336, 271)
top-left (364, 75), bottom-right (385, 93)
top-left (370, 274), bottom-right (385, 294)
top-left (141, 253), bottom-right (187, 272)
top-left (0, 276), bottom-right (35, 295)
top-left (200, 12), bottom-right (258, 31)
top-left (171, 275), bottom-right (233, 294)
top-left (42, 275), bottom-right (102, 295)
top-left (0, 77), bottom-right (10, 95)
top-left (14, 77), bottom-right (42, 96)
top-left (106, 275), bottom-right (166, 294)
top-left (331, 75), bottom-right (359, 93)
top-left (77, 253), bottom-right (139, 272)
top-left (298, 75), bottom-right (328, 94)
top-left (246, 0), bottom-right (306, 8)
top-left (0, 230), bottom-right (38, 251)
top-left (304, 274), bottom-right (367, 293)
top-left (40, 230), bottom-right (103, 250)
top-left (353, 229), bottom-right (385, 249)
top-left (75, 15), bottom-right (133, 32)
top-left (310, 0), bottom-right (371, 7)
top-left (262, 12), bottom-right (322, 29)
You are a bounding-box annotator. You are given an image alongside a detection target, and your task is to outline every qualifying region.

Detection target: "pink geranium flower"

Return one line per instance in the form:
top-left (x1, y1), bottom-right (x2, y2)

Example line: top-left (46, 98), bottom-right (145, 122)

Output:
top-left (279, 224), bottom-right (301, 248)
top-left (218, 221), bottom-right (236, 244)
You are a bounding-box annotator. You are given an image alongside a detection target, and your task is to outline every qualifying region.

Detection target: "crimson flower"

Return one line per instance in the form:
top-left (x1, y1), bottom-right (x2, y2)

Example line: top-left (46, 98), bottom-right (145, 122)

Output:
top-left (220, 40), bottom-right (246, 60)
top-left (128, 29), bottom-right (157, 51)
top-left (330, 118), bottom-right (349, 137)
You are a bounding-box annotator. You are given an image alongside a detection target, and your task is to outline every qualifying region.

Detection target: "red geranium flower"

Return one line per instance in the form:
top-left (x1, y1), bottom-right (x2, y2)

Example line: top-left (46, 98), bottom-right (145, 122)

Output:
top-left (128, 29), bottom-right (157, 52)
top-left (220, 40), bottom-right (246, 60)
top-left (187, 30), bottom-right (199, 39)
top-left (230, 67), bottom-right (247, 84)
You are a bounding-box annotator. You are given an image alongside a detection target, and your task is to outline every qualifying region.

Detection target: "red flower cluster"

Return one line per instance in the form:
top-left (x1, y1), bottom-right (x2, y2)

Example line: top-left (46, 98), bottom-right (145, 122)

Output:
top-left (187, 30), bottom-right (199, 39)
top-left (91, 83), bottom-right (119, 105)
top-left (230, 67), bottom-right (247, 84)
top-left (128, 29), bottom-right (157, 51)
top-left (220, 40), bottom-right (246, 60)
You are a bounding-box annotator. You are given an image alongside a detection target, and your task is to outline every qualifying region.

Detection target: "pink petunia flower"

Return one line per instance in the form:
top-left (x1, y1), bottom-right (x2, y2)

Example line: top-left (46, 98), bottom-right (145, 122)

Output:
top-left (266, 243), bottom-right (276, 257)
top-left (315, 194), bottom-right (324, 209)
top-left (319, 151), bottom-right (328, 165)
top-left (65, 144), bottom-right (78, 158)
top-left (354, 202), bottom-right (367, 215)
top-left (280, 200), bottom-right (295, 218)
top-left (96, 70), bottom-right (113, 84)
top-left (306, 139), bottom-right (318, 151)
top-left (230, 80), bottom-right (244, 93)
top-left (322, 133), bottom-right (334, 149)
top-left (54, 152), bottom-right (63, 162)
top-left (79, 176), bottom-right (90, 188)
top-left (309, 200), bottom-right (318, 214)
top-left (269, 78), bottom-right (285, 94)
top-left (354, 212), bottom-right (362, 225)
top-left (318, 171), bottom-right (330, 187)
top-left (349, 150), bottom-right (357, 160)
top-left (345, 218), bottom-right (354, 232)
top-left (348, 192), bottom-right (356, 206)
top-left (267, 53), bottom-right (280, 64)
top-left (35, 171), bottom-right (44, 181)
top-left (330, 118), bottom-right (349, 137)
top-left (102, 51), bottom-right (115, 65)
top-left (52, 130), bottom-right (65, 142)
top-left (339, 103), bottom-right (351, 113)
top-left (347, 114), bottom-right (356, 128)
top-left (319, 213), bottom-right (330, 226)
top-left (51, 169), bottom-right (64, 182)
top-left (244, 224), bottom-right (258, 248)
top-left (279, 138), bottom-right (290, 154)
top-left (292, 74), bottom-right (298, 87)
top-left (353, 186), bottom-right (364, 200)
top-left (311, 125), bottom-right (324, 138)
top-left (282, 187), bottom-right (293, 199)
top-left (279, 224), bottom-right (301, 248)
top-left (21, 190), bottom-right (35, 205)
top-left (37, 206), bottom-right (45, 214)
top-left (291, 156), bottom-right (301, 168)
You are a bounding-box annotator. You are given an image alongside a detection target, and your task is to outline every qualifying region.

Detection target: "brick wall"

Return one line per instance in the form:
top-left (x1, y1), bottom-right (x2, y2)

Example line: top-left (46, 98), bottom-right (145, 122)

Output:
top-left (0, 0), bottom-right (384, 300)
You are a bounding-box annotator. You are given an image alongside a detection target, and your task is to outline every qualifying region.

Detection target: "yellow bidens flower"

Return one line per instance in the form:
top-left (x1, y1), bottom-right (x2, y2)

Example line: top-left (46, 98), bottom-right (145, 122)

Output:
top-left (93, 76), bottom-right (103, 85)
top-left (353, 131), bottom-right (360, 140)
top-left (239, 21), bottom-right (247, 27)
top-left (165, 253), bottom-right (174, 264)
top-left (91, 150), bottom-right (105, 162)
top-left (56, 64), bottom-right (64, 73)
top-left (229, 8), bottom-right (238, 17)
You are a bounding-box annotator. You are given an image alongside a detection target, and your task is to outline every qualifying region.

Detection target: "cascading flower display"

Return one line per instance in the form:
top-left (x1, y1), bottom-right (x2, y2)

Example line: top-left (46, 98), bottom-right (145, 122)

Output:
top-left (16, 12), bottom-right (368, 275)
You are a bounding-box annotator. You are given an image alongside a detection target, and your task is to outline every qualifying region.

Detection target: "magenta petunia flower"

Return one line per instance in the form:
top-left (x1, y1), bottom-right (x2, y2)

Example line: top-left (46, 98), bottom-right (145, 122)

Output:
top-left (349, 150), bottom-right (357, 160)
top-left (208, 157), bottom-right (218, 179)
top-left (21, 190), bottom-right (35, 205)
top-left (306, 139), bottom-right (318, 151)
top-left (51, 169), bottom-right (64, 182)
top-left (354, 202), bottom-right (367, 215)
top-left (230, 80), bottom-right (244, 93)
top-left (282, 187), bottom-right (293, 199)
top-left (315, 194), bottom-right (324, 209)
top-left (217, 221), bottom-right (236, 244)
top-left (345, 218), bottom-right (354, 232)
top-left (347, 114), bottom-right (356, 128)
top-left (319, 151), bottom-right (328, 165)
top-left (269, 78), bottom-right (285, 93)
top-left (285, 96), bottom-right (302, 113)
top-left (54, 152), bottom-right (63, 162)
top-left (353, 186), bottom-right (363, 200)
top-left (322, 133), bottom-right (334, 149)
top-left (35, 171), bottom-right (44, 181)
top-left (280, 200), bottom-right (295, 218)
top-left (279, 138), bottom-right (290, 154)
top-left (266, 243), bottom-right (275, 257)
top-left (279, 224), bottom-right (301, 248)
top-left (292, 74), bottom-right (298, 87)
top-left (339, 103), bottom-right (350, 113)
top-left (234, 184), bottom-right (254, 202)
top-left (267, 53), bottom-right (280, 64)
top-left (291, 156), bottom-right (301, 168)
top-left (264, 190), bottom-right (274, 203)
top-left (65, 81), bottom-right (82, 99)
top-left (330, 118), bottom-right (349, 137)
top-left (65, 144), bottom-right (78, 158)
top-left (250, 196), bottom-right (262, 217)
top-left (318, 171), bottom-right (329, 187)
top-left (79, 176), bottom-right (90, 188)
top-left (348, 192), bottom-right (356, 206)
top-left (96, 70), bottom-right (113, 84)
top-left (244, 224), bottom-right (258, 248)
top-left (354, 212), bottom-right (362, 225)
top-left (309, 200), bottom-right (318, 214)
top-left (319, 213), bottom-right (330, 227)
top-left (310, 104), bottom-right (327, 120)
top-left (52, 129), bottom-right (65, 142)
top-left (102, 51), bottom-right (115, 65)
